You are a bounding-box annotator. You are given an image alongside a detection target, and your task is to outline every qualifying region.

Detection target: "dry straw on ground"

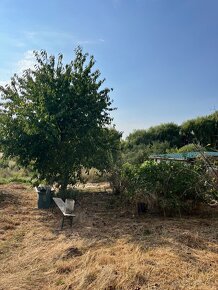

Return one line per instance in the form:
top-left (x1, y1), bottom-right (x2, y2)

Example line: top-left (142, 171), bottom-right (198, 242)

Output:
top-left (0, 183), bottom-right (218, 290)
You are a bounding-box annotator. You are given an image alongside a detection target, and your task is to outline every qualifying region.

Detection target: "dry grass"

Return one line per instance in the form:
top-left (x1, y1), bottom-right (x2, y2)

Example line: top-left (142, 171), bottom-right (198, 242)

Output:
top-left (0, 184), bottom-right (218, 290)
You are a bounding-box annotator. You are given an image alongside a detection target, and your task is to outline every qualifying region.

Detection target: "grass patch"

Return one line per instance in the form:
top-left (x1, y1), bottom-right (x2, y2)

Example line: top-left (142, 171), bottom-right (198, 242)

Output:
top-left (0, 156), bottom-right (32, 185)
top-left (0, 177), bottom-right (32, 185)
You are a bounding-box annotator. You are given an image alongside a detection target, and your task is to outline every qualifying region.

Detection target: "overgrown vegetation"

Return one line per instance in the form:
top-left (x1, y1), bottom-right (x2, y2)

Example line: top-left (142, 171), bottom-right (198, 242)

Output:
top-left (106, 111), bottom-right (218, 215)
top-left (120, 160), bottom-right (217, 216)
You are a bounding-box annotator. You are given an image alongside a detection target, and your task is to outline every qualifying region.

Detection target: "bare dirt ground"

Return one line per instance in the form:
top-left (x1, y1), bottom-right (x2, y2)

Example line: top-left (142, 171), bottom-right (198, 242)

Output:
top-left (0, 183), bottom-right (218, 290)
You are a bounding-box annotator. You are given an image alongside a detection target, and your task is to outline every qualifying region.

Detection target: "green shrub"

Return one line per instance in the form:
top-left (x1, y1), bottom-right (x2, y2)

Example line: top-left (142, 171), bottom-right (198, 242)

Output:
top-left (121, 160), bottom-right (216, 216)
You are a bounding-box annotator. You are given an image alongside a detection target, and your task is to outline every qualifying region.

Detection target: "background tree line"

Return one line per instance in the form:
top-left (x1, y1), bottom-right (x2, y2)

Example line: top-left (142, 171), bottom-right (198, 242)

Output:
top-left (122, 111), bottom-right (218, 164)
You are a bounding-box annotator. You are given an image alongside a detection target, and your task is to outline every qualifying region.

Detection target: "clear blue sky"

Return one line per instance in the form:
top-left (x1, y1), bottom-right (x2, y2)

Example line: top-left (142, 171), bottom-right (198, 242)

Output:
top-left (0, 0), bottom-right (218, 137)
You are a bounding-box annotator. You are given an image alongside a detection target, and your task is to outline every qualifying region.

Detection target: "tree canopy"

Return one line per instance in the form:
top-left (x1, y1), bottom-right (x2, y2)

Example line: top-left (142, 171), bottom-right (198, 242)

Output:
top-left (0, 47), bottom-right (121, 189)
top-left (125, 112), bottom-right (218, 151)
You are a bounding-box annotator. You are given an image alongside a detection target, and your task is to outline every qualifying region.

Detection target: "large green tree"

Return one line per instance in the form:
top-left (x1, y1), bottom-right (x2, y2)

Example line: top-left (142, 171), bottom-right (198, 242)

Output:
top-left (0, 48), bottom-right (120, 189)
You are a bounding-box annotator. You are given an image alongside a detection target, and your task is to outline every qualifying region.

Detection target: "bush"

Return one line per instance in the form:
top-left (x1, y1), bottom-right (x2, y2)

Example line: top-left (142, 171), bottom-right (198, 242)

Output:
top-left (122, 141), bottom-right (172, 165)
top-left (121, 160), bottom-right (217, 216)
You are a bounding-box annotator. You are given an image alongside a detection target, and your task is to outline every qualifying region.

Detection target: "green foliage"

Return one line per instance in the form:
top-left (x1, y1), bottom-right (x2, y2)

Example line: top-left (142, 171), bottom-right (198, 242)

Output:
top-left (146, 123), bottom-right (181, 147)
top-left (126, 129), bottom-right (147, 146)
top-left (122, 143), bottom-right (148, 165)
top-left (121, 160), bottom-right (216, 216)
top-left (0, 48), bottom-right (119, 189)
top-left (126, 123), bottom-right (181, 148)
top-left (109, 138), bottom-right (175, 194)
top-left (178, 143), bottom-right (197, 153)
top-left (181, 111), bottom-right (218, 148)
top-left (124, 112), bottom-right (218, 162)
top-left (122, 141), bottom-right (171, 165)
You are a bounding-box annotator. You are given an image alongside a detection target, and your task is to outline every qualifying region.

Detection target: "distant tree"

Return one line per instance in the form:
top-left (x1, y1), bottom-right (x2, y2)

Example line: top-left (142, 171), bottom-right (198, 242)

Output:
top-left (125, 129), bottom-right (147, 147)
top-left (0, 48), bottom-right (119, 190)
top-left (125, 123), bottom-right (181, 148)
top-left (181, 111), bottom-right (218, 148)
top-left (146, 123), bottom-right (181, 147)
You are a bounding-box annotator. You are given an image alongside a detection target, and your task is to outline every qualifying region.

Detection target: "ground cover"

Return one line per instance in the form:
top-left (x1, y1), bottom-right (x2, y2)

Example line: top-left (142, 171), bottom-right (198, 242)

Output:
top-left (0, 183), bottom-right (217, 290)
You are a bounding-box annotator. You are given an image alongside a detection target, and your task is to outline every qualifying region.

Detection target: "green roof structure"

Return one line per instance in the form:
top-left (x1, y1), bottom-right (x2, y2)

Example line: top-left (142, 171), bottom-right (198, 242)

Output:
top-left (149, 151), bottom-right (218, 161)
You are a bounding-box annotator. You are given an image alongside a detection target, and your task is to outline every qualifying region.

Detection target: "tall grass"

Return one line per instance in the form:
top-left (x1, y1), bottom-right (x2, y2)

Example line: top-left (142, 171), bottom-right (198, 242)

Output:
top-left (0, 156), bottom-right (32, 184)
